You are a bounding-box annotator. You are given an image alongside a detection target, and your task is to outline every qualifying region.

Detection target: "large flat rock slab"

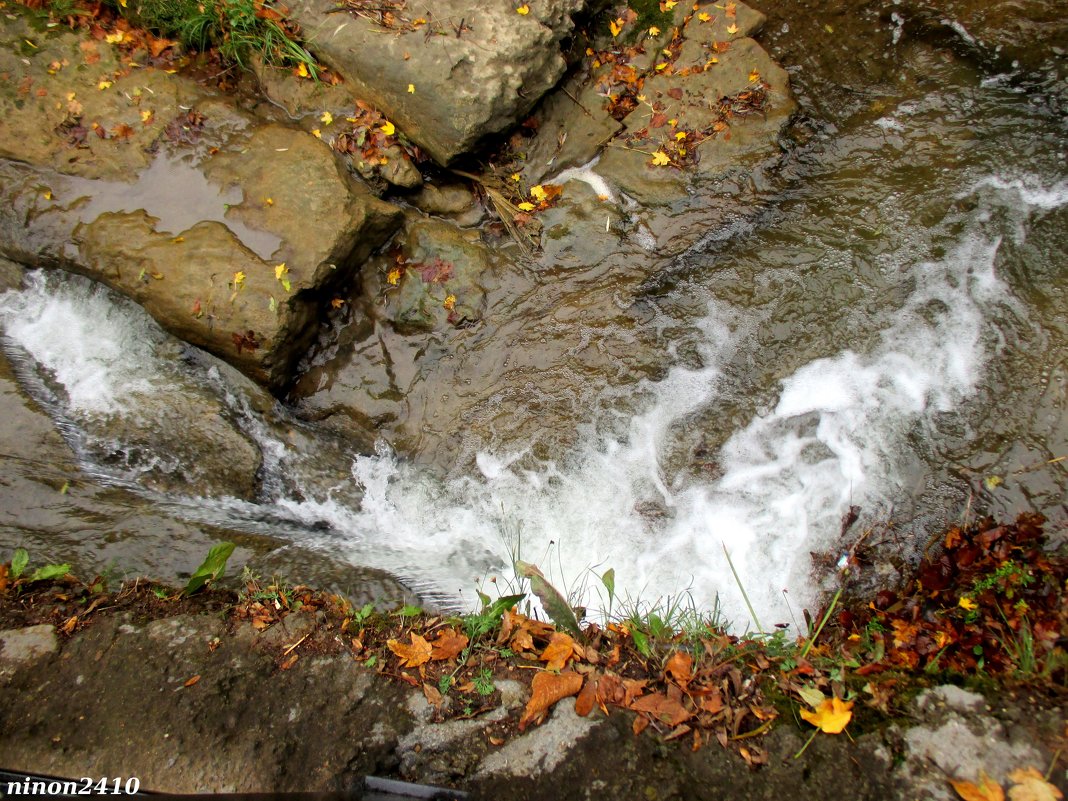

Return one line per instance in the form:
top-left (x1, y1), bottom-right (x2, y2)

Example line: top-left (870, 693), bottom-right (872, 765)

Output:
top-left (0, 12), bottom-right (402, 389)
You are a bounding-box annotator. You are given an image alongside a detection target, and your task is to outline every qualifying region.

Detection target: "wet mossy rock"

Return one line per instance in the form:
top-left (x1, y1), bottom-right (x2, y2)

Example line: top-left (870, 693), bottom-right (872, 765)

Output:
top-left (0, 14), bottom-right (403, 389)
top-left (376, 218), bottom-right (496, 334)
top-left (286, 0), bottom-right (596, 165)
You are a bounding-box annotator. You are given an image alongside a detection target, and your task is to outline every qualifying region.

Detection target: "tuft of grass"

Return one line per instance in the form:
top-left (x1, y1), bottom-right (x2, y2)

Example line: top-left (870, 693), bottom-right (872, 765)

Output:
top-left (115, 0), bottom-right (319, 75)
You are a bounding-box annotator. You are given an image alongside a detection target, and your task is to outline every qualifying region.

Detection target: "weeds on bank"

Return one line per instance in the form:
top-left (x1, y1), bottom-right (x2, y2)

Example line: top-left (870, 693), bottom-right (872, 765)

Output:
top-left (19, 0), bottom-right (319, 76)
top-left (1, 512), bottom-right (1064, 768)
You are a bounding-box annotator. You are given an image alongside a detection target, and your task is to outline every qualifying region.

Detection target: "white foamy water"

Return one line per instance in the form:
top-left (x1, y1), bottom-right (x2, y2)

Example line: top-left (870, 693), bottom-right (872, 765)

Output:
top-left (0, 172), bottom-right (1063, 630)
top-left (0, 273), bottom-right (166, 415)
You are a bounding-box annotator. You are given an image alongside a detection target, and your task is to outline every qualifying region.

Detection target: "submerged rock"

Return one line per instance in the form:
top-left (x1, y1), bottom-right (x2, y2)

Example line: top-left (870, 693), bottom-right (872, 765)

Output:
top-left (287, 0), bottom-right (596, 165)
top-left (0, 12), bottom-right (403, 390)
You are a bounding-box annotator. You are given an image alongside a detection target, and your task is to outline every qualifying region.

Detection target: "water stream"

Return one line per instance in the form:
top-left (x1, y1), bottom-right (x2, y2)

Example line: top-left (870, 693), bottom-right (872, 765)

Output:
top-left (1, 9), bottom-right (1065, 630)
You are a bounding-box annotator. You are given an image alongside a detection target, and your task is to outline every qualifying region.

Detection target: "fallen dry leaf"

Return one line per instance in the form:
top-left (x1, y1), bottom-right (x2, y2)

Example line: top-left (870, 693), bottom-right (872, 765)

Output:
top-left (630, 692), bottom-right (691, 727)
top-left (951, 771), bottom-right (1005, 801)
top-left (430, 628), bottom-right (468, 661)
top-left (387, 632), bottom-right (432, 668)
top-left (799, 696), bottom-right (853, 734)
top-left (540, 632), bottom-right (576, 671)
top-left (1008, 768), bottom-right (1062, 801)
top-left (664, 651), bottom-right (693, 685)
top-left (183, 674), bottom-right (201, 687)
top-left (575, 675), bottom-right (598, 717)
top-left (519, 670), bottom-right (583, 731)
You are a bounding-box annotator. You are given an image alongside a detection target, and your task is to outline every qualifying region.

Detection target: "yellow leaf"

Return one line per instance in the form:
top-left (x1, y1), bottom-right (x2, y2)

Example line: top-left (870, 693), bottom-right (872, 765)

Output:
top-left (749, 69), bottom-right (760, 82)
top-left (408, 83), bottom-right (415, 93)
top-left (296, 63), bottom-right (309, 78)
top-left (950, 771), bottom-right (1006, 801)
top-left (698, 12), bottom-right (710, 21)
top-left (1008, 768), bottom-right (1062, 801)
top-left (651, 151), bottom-right (671, 166)
top-left (380, 121), bottom-right (396, 136)
top-left (443, 294), bottom-right (456, 311)
top-left (105, 31), bottom-right (125, 44)
top-left (118, 0), bottom-right (126, 6)
top-left (311, 129), bottom-right (322, 139)
top-left (517, 201), bottom-right (536, 211)
top-left (610, 18), bottom-right (623, 37)
top-left (140, 109), bottom-right (154, 123)
top-left (668, 118), bottom-right (678, 126)
top-left (97, 80), bottom-right (112, 90)
top-left (648, 26), bottom-right (661, 36)
top-left (726, 23), bottom-right (739, 34)
top-left (675, 131), bottom-right (687, 140)
top-left (824, 23), bottom-right (834, 33)
top-left (511, 173), bottom-right (521, 182)
top-left (387, 632), bottom-right (432, 668)
top-left (663, 0), bottom-right (677, 8)
top-left (799, 696), bottom-right (853, 734)
top-left (387, 267), bottom-right (402, 286)
top-left (530, 185), bottom-right (547, 202)
top-left (320, 111), bottom-right (333, 125)
top-left (264, 197), bottom-right (274, 206)
top-left (959, 596), bottom-right (978, 611)
top-left (233, 271), bottom-right (246, 287)
top-left (516, 3), bottom-right (530, 13)
top-left (275, 263), bottom-right (288, 280)
top-left (655, 62), bottom-right (668, 70)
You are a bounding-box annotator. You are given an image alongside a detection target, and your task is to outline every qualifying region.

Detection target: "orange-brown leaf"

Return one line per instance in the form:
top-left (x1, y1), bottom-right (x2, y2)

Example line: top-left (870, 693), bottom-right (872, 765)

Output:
top-left (183, 674), bottom-right (201, 687)
top-left (575, 675), bottom-right (598, 717)
top-left (540, 632), bottom-right (576, 671)
top-left (951, 771), bottom-right (1005, 801)
top-left (519, 670), bottom-right (583, 731)
top-left (664, 651), bottom-right (693, 685)
top-left (430, 628), bottom-right (468, 661)
top-left (387, 632), bottom-right (432, 668)
top-left (630, 692), bottom-right (691, 726)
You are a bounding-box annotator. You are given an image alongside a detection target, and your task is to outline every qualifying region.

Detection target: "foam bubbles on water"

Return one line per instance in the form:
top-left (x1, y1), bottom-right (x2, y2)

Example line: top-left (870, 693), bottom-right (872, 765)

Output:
top-left (0, 272), bottom-right (165, 415)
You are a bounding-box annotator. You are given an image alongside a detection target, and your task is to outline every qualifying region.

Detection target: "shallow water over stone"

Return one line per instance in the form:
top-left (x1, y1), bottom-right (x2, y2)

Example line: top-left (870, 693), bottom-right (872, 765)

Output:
top-left (0, 1), bottom-right (1065, 628)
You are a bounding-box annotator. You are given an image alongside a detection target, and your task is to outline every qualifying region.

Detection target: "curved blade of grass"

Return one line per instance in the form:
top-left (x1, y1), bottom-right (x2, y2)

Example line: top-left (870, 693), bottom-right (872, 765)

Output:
top-left (722, 543), bottom-right (763, 635)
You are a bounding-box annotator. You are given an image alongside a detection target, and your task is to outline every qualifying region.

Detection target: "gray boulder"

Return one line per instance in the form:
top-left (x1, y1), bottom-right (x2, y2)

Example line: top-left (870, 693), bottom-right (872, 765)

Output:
top-left (287, 0), bottom-right (593, 165)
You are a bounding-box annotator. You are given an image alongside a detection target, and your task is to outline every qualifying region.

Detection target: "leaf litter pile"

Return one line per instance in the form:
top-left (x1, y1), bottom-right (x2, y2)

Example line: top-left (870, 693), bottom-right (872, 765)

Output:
top-left (3, 514), bottom-right (1065, 789)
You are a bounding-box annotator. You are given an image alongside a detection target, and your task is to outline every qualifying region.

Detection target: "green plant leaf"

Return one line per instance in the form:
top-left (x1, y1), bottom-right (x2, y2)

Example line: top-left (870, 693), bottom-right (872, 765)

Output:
top-left (631, 626), bottom-right (651, 658)
top-left (515, 561), bottom-right (582, 639)
top-left (11, 547), bottom-right (28, 579)
top-left (601, 568), bottom-right (615, 601)
top-left (183, 542), bottom-right (236, 596)
top-left (29, 563), bottom-right (70, 582)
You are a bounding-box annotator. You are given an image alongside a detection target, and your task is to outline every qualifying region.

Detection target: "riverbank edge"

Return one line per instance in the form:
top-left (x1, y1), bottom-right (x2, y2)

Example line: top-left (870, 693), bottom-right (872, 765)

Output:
top-left (0, 513), bottom-right (1064, 799)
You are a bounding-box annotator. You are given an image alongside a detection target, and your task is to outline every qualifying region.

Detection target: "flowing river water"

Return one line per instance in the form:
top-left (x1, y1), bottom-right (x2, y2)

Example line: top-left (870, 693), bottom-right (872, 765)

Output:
top-left (0, 2), bottom-right (1065, 630)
